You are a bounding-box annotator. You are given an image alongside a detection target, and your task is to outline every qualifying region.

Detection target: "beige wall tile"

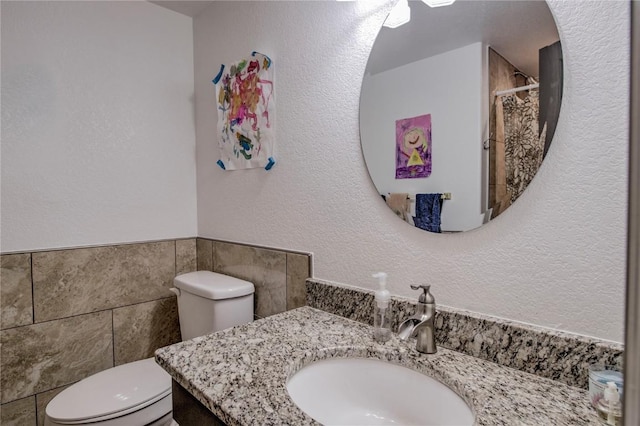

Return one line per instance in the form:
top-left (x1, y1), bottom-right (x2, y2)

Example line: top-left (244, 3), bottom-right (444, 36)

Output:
top-left (32, 241), bottom-right (175, 322)
top-left (1, 396), bottom-right (36, 426)
top-left (176, 239), bottom-right (197, 276)
top-left (113, 297), bottom-right (181, 365)
top-left (213, 242), bottom-right (286, 318)
top-left (35, 386), bottom-right (69, 426)
top-left (286, 253), bottom-right (311, 310)
top-left (1, 253), bottom-right (33, 330)
top-left (0, 311), bottom-right (113, 403)
top-left (196, 238), bottom-right (213, 271)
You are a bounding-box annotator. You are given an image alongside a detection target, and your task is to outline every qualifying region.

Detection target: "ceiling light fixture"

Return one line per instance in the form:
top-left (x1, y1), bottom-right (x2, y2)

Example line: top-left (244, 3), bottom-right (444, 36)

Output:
top-left (421, 0), bottom-right (456, 8)
top-left (383, 0), bottom-right (411, 29)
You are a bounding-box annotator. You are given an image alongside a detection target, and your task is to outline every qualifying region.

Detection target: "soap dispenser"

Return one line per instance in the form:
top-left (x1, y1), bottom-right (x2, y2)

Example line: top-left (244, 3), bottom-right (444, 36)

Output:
top-left (372, 272), bottom-right (391, 343)
top-left (595, 381), bottom-right (622, 425)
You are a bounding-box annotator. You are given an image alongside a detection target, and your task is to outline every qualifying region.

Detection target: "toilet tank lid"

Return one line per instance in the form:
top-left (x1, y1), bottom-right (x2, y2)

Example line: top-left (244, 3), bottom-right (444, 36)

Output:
top-left (174, 271), bottom-right (255, 300)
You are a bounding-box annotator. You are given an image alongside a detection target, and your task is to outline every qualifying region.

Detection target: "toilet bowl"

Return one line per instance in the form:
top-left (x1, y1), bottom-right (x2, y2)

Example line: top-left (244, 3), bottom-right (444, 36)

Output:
top-left (44, 358), bottom-right (172, 426)
top-left (45, 271), bottom-right (255, 426)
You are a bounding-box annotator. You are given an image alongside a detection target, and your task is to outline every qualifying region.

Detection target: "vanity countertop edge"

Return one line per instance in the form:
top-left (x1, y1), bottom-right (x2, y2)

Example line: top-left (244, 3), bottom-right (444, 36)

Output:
top-left (155, 306), bottom-right (600, 426)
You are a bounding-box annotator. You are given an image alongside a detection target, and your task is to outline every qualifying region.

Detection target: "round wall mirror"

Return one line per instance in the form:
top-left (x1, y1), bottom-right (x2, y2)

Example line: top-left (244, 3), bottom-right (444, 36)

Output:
top-left (360, 0), bottom-right (562, 233)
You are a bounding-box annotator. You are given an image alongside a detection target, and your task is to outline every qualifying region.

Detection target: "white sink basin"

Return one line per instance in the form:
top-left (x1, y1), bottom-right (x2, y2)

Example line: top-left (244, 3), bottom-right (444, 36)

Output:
top-left (287, 357), bottom-right (474, 426)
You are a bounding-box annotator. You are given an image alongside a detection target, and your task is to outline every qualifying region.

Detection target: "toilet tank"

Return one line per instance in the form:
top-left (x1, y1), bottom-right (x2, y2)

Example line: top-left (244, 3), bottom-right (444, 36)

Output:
top-left (172, 271), bottom-right (255, 340)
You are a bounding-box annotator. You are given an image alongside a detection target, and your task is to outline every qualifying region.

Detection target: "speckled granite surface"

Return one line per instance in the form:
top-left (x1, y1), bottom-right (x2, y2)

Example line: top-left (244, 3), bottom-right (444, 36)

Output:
top-left (306, 278), bottom-right (624, 389)
top-left (156, 307), bottom-right (601, 426)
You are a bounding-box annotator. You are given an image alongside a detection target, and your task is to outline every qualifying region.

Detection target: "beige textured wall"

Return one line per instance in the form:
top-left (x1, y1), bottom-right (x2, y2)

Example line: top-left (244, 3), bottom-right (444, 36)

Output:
top-left (0, 1), bottom-right (197, 253)
top-left (194, 1), bottom-right (629, 342)
top-left (0, 238), bottom-right (310, 426)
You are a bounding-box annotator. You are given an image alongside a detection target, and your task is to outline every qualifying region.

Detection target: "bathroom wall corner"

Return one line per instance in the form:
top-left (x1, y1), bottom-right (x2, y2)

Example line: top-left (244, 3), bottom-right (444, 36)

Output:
top-left (113, 298), bottom-right (181, 365)
top-left (196, 238), bottom-right (214, 272)
top-left (213, 241), bottom-right (286, 318)
top-left (286, 253), bottom-right (312, 310)
top-left (34, 386), bottom-right (69, 426)
top-left (176, 238), bottom-right (197, 276)
top-left (1, 253), bottom-right (33, 330)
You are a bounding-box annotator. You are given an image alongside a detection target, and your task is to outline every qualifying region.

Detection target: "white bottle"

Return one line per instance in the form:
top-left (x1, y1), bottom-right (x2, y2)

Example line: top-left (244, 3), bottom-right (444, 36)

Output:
top-left (372, 272), bottom-right (392, 343)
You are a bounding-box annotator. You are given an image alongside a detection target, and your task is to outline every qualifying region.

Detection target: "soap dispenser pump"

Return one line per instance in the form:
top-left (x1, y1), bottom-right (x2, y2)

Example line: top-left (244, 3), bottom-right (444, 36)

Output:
top-left (372, 272), bottom-right (391, 343)
top-left (595, 381), bottom-right (622, 425)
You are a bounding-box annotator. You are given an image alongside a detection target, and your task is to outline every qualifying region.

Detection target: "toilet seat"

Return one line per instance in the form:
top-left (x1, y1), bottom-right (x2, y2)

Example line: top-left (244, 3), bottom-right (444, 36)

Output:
top-left (45, 358), bottom-right (171, 425)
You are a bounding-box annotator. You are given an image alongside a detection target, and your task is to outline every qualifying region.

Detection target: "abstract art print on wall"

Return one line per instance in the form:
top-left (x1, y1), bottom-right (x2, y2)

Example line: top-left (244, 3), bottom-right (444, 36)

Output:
top-left (395, 113), bottom-right (431, 179)
top-left (213, 52), bottom-right (275, 170)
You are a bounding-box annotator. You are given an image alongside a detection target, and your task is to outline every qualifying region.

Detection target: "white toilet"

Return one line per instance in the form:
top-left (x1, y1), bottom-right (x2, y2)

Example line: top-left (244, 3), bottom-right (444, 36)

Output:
top-left (45, 271), bottom-right (255, 426)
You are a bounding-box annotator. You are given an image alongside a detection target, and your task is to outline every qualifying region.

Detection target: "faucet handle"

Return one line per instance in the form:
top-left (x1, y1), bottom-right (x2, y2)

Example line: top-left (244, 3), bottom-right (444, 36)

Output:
top-left (410, 284), bottom-right (435, 304)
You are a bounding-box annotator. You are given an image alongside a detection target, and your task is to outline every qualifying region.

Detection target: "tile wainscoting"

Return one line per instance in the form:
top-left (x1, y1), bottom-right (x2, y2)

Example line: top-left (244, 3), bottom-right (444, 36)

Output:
top-left (0, 239), bottom-right (311, 426)
top-left (306, 278), bottom-right (624, 390)
top-left (1, 239), bottom-right (190, 426)
top-left (195, 238), bottom-right (311, 318)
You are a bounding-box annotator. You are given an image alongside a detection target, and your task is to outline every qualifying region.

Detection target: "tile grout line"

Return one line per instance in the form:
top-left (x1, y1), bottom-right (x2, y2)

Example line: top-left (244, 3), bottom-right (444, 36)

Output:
top-left (213, 239), bottom-right (217, 272)
top-left (30, 252), bottom-right (35, 326)
top-left (111, 309), bottom-right (115, 368)
top-left (0, 296), bottom-right (178, 332)
top-left (30, 255), bottom-right (39, 426)
top-left (28, 252), bottom-right (39, 423)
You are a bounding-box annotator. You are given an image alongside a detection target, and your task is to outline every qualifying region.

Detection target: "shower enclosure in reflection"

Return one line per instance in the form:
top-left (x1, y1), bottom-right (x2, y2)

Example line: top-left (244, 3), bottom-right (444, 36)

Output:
top-left (488, 41), bottom-right (562, 219)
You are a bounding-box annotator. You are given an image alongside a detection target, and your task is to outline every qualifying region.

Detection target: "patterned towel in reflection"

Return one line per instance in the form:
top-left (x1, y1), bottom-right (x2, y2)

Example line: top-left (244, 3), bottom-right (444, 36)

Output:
top-left (385, 193), bottom-right (410, 222)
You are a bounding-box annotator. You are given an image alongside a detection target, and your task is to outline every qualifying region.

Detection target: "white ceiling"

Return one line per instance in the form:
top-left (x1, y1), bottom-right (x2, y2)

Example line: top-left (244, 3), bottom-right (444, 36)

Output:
top-left (147, 1), bottom-right (559, 78)
top-left (148, 0), bottom-right (213, 17)
top-left (367, 0), bottom-right (560, 77)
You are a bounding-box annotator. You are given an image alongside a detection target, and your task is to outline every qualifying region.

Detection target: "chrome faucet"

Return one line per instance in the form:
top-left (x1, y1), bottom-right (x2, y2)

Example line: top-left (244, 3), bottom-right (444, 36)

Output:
top-left (397, 285), bottom-right (437, 354)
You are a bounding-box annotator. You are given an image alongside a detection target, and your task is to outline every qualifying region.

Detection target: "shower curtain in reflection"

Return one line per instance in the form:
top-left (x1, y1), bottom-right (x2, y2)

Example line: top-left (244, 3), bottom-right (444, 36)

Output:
top-left (496, 90), bottom-right (546, 204)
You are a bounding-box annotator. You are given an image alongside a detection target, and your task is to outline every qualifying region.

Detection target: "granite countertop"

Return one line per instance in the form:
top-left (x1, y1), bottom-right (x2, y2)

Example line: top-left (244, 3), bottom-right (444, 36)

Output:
top-left (155, 307), bottom-right (601, 426)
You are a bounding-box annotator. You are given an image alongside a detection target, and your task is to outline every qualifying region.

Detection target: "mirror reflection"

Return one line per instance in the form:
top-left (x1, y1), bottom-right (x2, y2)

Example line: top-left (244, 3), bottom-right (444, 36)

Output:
top-left (360, 0), bottom-right (562, 233)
